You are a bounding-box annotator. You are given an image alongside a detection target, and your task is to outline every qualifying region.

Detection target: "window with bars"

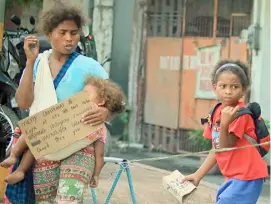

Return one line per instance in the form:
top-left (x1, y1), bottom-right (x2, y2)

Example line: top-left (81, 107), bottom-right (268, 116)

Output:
top-left (147, 0), bottom-right (184, 37)
top-left (146, 0), bottom-right (253, 38)
top-left (217, 0), bottom-right (253, 37)
top-left (185, 0), bottom-right (214, 37)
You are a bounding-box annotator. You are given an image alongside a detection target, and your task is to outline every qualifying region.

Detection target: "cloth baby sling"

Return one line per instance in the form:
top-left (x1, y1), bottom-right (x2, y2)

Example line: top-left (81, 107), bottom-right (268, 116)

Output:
top-left (30, 50), bottom-right (100, 161)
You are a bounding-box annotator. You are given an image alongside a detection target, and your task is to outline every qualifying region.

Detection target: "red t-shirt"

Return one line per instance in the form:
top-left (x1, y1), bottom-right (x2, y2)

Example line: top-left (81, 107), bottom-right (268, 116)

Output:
top-left (203, 102), bottom-right (268, 180)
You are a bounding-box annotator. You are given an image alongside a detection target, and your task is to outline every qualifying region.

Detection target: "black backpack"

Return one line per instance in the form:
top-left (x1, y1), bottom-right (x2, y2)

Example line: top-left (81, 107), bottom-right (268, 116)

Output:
top-left (201, 102), bottom-right (270, 157)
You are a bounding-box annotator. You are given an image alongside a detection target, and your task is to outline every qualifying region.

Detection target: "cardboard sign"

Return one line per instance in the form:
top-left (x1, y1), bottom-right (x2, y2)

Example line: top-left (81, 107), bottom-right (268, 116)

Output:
top-left (18, 91), bottom-right (102, 160)
top-left (163, 170), bottom-right (217, 204)
top-left (163, 170), bottom-right (196, 203)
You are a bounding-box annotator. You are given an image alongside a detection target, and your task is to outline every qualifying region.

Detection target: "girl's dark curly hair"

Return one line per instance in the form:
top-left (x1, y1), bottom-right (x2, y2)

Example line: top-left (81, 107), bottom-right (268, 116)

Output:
top-left (36, 1), bottom-right (87, 34)
top-left (211, 60), bottom-right (251, 89)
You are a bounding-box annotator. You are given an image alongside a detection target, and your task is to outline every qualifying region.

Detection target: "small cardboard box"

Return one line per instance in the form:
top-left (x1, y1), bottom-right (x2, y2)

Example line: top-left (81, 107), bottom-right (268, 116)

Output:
top-left (18, 91), bottom-right (102, 160)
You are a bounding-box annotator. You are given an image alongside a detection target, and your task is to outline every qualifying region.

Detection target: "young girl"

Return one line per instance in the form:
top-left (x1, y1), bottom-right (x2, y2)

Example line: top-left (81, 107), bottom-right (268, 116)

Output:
top-left (1, 76), bottom-right (125, 188)
top-left (182, 60), bottom-right (268, 204)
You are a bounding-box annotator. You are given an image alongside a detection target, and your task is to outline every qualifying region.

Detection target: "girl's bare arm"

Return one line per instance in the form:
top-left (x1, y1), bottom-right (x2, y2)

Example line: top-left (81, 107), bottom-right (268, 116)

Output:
top-left (195, 151), bottom-right (217, 179)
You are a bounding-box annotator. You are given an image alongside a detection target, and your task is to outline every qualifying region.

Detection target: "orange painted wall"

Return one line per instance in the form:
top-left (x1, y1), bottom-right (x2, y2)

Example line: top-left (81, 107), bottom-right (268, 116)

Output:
top-left (144, 38), bottom-right (182, 129)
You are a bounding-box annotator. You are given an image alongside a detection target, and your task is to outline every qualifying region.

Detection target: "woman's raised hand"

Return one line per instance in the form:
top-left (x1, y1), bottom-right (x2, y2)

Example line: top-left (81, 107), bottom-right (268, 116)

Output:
top-left (23, 35), bottom-right (40, 63)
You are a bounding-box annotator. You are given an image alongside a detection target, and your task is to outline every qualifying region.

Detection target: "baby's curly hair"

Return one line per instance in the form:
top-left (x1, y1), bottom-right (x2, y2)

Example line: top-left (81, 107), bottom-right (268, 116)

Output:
top-left (211, 60), bottom-right (251, 89)
top-left (85, 76), bottom-right (126, 114)
top-left (36, 1), bottom-right (87, 34)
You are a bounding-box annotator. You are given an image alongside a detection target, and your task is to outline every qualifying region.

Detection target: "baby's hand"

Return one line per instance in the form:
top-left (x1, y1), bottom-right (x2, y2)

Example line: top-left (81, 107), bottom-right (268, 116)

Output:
top-left (90, 175), bottom-right (99, 188)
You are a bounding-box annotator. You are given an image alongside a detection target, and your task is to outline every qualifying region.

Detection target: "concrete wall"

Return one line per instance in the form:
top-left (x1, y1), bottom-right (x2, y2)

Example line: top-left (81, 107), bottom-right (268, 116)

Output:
top-left (127, 0), bottom-right (147, 143)
top-left (250, 0), bottom-right (270, 121)
top-left (250, 0), bottom-right (270, 165)
top-left (109, 0), bottom-right (134, 94)
top-left (92, 0), bottom-right (114, 73)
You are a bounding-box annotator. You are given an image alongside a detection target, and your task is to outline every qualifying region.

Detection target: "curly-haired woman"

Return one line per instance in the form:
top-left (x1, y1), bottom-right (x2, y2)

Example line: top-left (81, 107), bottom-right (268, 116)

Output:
top-left (9, 2), bottom-right (118, 203)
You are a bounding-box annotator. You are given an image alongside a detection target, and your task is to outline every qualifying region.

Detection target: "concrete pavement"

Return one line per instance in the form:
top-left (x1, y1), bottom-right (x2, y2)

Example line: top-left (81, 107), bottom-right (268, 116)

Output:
top-left (83, 163), bottom-right (218, 204)
top-left (84, 162), bottom-right (269, 204)
top-left (83, 141), bottom-right (270, 203)
top-left (110, 145), bottom-right (270, 200)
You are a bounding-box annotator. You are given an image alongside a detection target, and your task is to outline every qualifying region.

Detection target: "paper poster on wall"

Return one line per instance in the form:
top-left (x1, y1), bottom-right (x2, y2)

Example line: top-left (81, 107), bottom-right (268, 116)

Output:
top-left (195, 44), bottom-right (221, 99)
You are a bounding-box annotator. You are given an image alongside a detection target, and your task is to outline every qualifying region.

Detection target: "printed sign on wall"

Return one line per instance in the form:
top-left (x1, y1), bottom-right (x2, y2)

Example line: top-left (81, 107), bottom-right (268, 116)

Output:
top-left (195, 44), bottom-right (221, 99)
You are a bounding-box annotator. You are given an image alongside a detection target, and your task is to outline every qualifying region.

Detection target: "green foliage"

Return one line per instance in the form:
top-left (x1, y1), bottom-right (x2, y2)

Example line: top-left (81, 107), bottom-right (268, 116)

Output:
top-left (6, 0), bottom-right (43, 9)
top-left (118, 104), bottom-right (131, 124)
top-left (116, 103), bottom-right (130, 141)
top-left (188, 129), bottom-right (212, 151)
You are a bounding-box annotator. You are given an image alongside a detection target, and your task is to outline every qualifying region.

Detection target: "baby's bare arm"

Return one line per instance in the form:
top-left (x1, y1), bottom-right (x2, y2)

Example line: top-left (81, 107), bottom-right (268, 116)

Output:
top-left (4, 149), bottom-right (35, 184)
top-left (18, 149), bottom-right (35, 172)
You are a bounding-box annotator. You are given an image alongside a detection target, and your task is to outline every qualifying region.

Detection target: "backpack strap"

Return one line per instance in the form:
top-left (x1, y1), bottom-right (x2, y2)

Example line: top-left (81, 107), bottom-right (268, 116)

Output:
top-left (244, 134), bottom-right (258, 145)
top-left (234, 107), bottom-right (253, 119)
top-left (235, 107), bottom-right (260, 151)
top-left (244, 133), bottom-right (261, 155)
top-left (201, 102), bottom-right (222, 126)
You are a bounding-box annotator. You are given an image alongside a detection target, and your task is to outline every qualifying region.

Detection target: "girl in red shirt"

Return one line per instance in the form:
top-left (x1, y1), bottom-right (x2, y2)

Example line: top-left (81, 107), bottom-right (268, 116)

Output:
top-left (182, 60), bottom-right (268, 204)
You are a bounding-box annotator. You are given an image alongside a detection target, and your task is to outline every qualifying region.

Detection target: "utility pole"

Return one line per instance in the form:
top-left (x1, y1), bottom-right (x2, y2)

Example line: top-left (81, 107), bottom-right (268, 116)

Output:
top-left (0, 0), bottom-right (6, 51)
